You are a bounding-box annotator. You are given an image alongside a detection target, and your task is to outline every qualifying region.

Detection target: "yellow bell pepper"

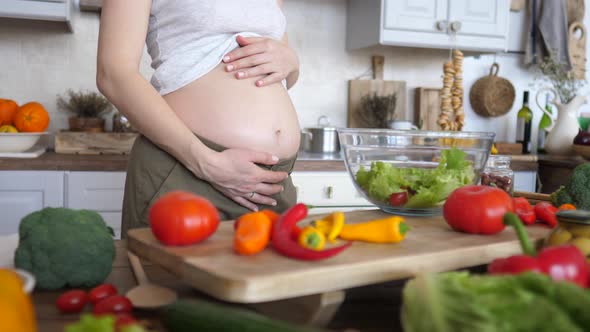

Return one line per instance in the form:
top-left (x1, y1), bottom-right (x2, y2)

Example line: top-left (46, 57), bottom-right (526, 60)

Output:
top-left (491, 144), bottom-right (498, 155)
top-left (339, 216), bottom-right (408, 243)
top-left (312, 211), bottom-right (345, 243)
top-left (298, 226), bottom-right (326, 251)
top-left (0, 268), bottom-right (37, 332)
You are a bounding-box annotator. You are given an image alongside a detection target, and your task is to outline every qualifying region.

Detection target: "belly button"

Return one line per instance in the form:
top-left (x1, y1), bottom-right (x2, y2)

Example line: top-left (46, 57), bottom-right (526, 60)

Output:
top-left (275, 129), bottom-right (281, 136)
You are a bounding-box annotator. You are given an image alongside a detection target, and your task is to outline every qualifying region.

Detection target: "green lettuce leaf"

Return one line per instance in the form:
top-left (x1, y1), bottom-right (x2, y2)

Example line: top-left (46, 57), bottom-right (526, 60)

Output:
top-left (402, 272), bottom-right (590, 332)
top-left (355, 147), bottom-right (474, 206)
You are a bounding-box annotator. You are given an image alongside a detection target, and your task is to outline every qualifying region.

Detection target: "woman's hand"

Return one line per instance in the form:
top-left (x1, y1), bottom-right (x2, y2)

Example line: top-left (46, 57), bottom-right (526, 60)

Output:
top-left (223, 35), bottom-right (299, 87)
top-left (200, 148), bottom-right (288, 211)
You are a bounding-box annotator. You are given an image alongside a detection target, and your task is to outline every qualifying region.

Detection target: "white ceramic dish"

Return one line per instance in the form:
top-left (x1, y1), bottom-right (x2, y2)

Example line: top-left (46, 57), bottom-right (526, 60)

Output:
top-left (0, 132), bottom-right (47, 153)
top-left (15, 269), bottom-right (35, 294)
top-left (0, 234), bottom-right (35, 293)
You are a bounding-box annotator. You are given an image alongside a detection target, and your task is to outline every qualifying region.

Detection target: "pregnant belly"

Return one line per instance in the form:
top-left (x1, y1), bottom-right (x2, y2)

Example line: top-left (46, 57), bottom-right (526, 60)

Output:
top-left (163, 63), bottom-right (301, 159)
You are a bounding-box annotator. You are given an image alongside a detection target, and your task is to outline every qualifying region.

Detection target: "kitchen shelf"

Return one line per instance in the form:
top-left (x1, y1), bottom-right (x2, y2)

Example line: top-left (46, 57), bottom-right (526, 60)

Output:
top-left (0, 0), bottom-right (76, 32)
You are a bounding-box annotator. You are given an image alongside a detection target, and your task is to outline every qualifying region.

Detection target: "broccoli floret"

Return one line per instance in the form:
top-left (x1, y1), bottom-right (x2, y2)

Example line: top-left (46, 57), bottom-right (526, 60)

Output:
top-left (551, 163), bottom-right (590, 210)
top-left (551, 186), bottom-right (574, 207)
top-left (14, 207), bottom-right (115, 290)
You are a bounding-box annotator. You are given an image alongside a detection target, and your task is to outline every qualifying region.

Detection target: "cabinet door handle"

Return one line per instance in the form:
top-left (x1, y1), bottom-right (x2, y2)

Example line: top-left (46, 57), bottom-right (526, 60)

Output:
top-left (436, 20), bottom-right (448, 31)
top-left (325, 186), bottom-right (334, 199)
top-left (450, 21), bottom-right (462, 32)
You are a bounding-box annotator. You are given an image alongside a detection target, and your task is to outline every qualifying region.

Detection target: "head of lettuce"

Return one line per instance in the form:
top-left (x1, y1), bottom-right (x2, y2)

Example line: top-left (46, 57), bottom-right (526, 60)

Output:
top-left (402, 271), bottom-right (590, 332)
top-left (14, 207), bottom-right (115, 290)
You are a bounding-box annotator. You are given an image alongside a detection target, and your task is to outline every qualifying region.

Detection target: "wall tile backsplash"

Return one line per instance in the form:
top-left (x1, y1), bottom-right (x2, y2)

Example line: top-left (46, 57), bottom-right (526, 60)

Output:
top-left (1, 0), bottom-right (589, 149)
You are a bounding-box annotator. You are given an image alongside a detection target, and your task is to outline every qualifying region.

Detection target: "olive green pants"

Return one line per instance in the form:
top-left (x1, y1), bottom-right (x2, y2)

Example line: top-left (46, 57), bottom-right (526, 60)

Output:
top-left (121, 135), bottom-right (297, 238)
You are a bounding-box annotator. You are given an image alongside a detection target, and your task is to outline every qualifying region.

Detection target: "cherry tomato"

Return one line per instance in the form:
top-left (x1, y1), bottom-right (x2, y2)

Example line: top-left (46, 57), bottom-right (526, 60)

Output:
top-left (115, 313), bottom-right (138, 330)
top-left (149, 191), bottom-right (220, 246)
top-left (93, 295), bottom-right (133, 315)
top-left (443, 185), bottom-right (514, 235)
top-left (56, 289), bottom-right (88, 314)
top-left (89, 284), bottom-right (118, 305)
top-left (389, 192), bottom-right (408, 207)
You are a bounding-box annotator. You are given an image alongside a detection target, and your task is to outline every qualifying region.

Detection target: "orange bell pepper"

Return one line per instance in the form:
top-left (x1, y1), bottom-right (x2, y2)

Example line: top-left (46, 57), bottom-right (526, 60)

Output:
top-left (0, 268), bottom-right (37, 332)
top-left (234, 211), bottom-right (273, 255)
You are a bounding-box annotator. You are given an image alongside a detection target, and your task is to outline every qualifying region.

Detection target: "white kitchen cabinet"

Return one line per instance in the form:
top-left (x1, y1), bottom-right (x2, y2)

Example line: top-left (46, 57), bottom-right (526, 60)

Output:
top-left (0, 0), bottom-right (76, 31)
top-left (347, 0), bottom-right (511, 52)
top-left (291, 171), bottom-right (374, 213)
top-left (514, 171), bottom-right (537, 193)
top-left (0, 171), bottom-right (64, 235)
top-left (65, 172), bottom-right (126, 239)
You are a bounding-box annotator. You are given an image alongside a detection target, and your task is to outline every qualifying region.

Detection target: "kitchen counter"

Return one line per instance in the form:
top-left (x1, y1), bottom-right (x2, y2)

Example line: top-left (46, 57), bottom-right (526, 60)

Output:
top-left (0, 151), bottom-right (545, 172)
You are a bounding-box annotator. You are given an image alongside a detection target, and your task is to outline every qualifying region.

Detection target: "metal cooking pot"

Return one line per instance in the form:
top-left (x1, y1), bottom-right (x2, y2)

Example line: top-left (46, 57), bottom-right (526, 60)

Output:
top-left (300, 116), bottom-right (340, 153)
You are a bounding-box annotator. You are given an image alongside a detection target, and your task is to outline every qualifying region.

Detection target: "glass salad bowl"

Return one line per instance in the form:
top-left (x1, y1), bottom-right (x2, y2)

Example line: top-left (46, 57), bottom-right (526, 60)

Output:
top-left (338, 128), bottom-right (495, 216)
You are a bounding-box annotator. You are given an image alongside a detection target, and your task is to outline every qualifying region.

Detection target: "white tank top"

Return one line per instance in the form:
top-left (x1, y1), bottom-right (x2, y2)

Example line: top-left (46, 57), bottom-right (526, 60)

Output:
top-left (146, 0), bottom-right (286, 95)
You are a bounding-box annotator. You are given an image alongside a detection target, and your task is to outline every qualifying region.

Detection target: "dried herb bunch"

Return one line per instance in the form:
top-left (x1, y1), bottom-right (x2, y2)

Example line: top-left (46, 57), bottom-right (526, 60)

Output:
top-left (357, 92), bottom-right (397, 128)
top-left (57, 89), bottom-right (112, 118)
top-left (538, 52), bottom-right (585, 104)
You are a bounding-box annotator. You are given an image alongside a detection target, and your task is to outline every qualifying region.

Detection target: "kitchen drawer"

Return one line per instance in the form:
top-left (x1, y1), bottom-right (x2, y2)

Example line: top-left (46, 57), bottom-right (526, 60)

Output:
top-left (65, 171), bottom-right (126, 211)
top-left (291, 171), bottom-right (372, 207)
top-left (0, 171), bottom-right (64, 235)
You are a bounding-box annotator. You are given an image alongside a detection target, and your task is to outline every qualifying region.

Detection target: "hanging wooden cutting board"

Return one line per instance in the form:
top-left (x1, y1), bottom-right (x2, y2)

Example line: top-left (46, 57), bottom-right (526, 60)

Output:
top-left (347, 56), bottom-right (407, 128)
top-left (414, 87), bottom-right (442, 130)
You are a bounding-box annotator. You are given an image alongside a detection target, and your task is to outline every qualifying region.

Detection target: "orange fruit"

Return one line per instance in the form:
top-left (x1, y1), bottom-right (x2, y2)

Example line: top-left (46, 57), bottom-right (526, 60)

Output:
top-left (0, 99), bottom-right (18, 126)
top-left (14, 102), bottom-right (50, 133)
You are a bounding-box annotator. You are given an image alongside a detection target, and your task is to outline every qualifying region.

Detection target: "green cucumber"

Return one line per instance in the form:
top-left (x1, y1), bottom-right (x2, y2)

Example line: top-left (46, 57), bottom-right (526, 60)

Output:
top-left (161, 299), bottom-right (325, 332)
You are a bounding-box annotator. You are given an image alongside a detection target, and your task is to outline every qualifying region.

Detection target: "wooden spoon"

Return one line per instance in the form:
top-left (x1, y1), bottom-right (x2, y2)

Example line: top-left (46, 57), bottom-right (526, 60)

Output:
top-left (125, 252), bottom-right (177, 309)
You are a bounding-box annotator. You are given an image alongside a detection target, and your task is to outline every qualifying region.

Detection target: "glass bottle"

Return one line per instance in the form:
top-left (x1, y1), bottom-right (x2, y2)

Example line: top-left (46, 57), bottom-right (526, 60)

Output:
top-left (480, 155), bottom-right (514, 195)
top-left (516, 91), bottom-right (533, 154)
top-left (538, 93), bottom-right (553, 154)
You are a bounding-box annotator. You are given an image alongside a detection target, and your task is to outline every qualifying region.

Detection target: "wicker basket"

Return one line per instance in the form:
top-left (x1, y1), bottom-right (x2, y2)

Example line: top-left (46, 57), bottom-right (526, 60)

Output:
top-left (469, 63), bottom-right (516, 117)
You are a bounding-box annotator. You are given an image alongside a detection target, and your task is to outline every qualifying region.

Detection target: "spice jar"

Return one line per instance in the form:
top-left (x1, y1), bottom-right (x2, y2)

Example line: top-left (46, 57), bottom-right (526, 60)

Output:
top-left (545, 210), bottom-right (590, 259)
top-left (480, 155), bottom-right (514, 194)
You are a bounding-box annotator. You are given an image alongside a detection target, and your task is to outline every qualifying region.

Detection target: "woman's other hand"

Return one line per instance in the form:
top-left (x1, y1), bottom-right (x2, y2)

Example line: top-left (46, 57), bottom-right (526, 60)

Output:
top-left (201, 148), bottom-right (288, 211)
top-left (223, 35), bottom-right (299, 87)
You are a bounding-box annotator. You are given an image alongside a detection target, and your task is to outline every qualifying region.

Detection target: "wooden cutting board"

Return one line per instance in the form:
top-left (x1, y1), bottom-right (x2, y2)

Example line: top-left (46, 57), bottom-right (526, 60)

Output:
top-left (347, 56), bottom-right (407, 128)
top-left (414, 87), bottom-right (442, 130)
top-left (127, 209), bottom-right (550, 304)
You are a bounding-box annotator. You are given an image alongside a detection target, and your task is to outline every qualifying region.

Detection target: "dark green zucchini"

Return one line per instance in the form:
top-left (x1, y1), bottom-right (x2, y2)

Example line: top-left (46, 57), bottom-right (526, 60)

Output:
top-left (161, 299), bottom-right (325, 332)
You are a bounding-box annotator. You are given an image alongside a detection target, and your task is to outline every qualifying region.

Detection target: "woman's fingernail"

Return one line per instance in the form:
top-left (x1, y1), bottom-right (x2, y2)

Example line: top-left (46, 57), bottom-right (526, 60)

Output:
top-left (223, 55), bottom-right (230, 62)
top-left (271, 155), bottom-right (279, 161)
top-left (237, 71), bottom-right (245, 78)
top-left (256, 80), bottom-right (263, 86)
top-left (281, 186), bottom-right (284, 192)
top-left (272, 201), bottom-right (277, 206)
top-left (226, 64), bottom-right (234, 71)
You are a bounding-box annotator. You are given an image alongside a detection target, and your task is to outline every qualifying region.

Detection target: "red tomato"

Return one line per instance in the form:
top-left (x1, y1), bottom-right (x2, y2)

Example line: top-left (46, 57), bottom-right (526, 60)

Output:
top-left (149, 191), bottom-right (220, 246)
top-left (93, 295), bottom-right (133, 315)
top-left (56, 289), bottom-right (88, 314)
top-left (443, 185), bottom-right (514, 235)
top-left (115, 313), bottom-right (138, 330)
top-left (89, 284), bottom-right (118, 305)
top-left (389, 192), bottom-right (408, 207)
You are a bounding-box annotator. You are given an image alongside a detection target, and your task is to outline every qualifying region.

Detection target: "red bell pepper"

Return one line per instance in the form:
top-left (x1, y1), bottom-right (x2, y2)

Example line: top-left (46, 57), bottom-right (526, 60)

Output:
top-left (271, 203), bottom-right (351, 261)
top-left (534, 202), bottom-right (558, 228)
top-left (488, 212), bottom-right (589, 288)
top-left (512, 197), bottom-right (536, 225)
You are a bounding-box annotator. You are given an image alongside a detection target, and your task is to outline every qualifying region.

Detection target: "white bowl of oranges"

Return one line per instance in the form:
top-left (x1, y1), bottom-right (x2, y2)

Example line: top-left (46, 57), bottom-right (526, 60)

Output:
top-left (0, 99), bottom-right (50, 153)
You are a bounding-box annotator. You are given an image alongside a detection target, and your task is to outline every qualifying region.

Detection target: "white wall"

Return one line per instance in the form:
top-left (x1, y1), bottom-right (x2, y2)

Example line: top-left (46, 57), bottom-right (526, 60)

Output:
top-left (0, 0), bottom-right (588, 150)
